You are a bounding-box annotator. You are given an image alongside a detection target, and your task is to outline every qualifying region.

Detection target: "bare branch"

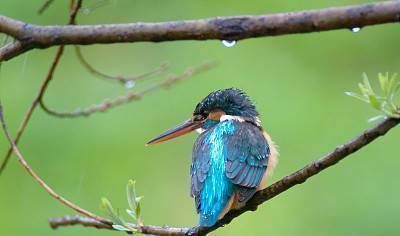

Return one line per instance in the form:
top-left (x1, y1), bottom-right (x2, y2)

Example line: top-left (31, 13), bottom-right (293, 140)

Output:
top-left (39, 61), bottom-right (215, 118)
top-left (0, 46), bottom-right (64, 176)
top-left (1, 96), bottom-right (200, 236)
top-left (192, 118), bottom-right (400, 235)
top-left (49, 118), bottom-right (400, 235)
top-left (49, 215), bottom-right (112, 230)
top-left (38, 0), bottom-right (56, 15)
top-left (0, 0), bottom-right (82, 175)
top-left (0, 41), bottom-right (31, 61)
top-left (1, 1), bottom-right (399, 61)
top-left (0, 35), bottom-right (9, 72)
top-left (49, 215), bottom-right (189, 235)
top-left (0, 103), bottom-right (112, 225)
top-left (74, 46), bottom-right (169, 84)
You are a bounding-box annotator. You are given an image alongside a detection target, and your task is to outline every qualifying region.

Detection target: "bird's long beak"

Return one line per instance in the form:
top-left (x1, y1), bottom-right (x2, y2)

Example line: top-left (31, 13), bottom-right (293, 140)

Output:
top-left (147, 118), bottom-right (203, 145)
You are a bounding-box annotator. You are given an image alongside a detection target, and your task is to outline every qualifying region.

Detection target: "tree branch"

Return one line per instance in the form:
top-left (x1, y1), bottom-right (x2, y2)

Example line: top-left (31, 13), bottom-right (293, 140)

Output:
top-left (1, 1), bottom-right (400, 61)
top-left (49, 215), bottom-right (190, 235)
top-left (38, 61), bottom-right (215, 118)
top-left (49, 118), bottom-right (400, 235)
top-left (74, 46), bottom-right (169, 84)
top-left (0, 0), bottom-right (83, 176)
top-left (1, 102), bottom-right (192, 236)
top-left (0, 102), bottom-right (111, 225)
top-left (38, 0), bottom-right (56, 15)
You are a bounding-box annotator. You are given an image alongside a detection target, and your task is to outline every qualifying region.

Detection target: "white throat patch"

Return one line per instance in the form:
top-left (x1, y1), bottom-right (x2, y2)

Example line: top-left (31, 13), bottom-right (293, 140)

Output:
top-left (220, 115), bottom-right (261, 126)
top-left (220, 115), bottom-right (245, 122)
top-left (196, 128), bottom-right (205, 134)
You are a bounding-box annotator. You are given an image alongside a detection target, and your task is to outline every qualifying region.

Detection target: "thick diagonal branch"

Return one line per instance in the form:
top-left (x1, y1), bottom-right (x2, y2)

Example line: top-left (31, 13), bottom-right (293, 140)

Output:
top-left (49, 118), bottom-right (400, 235)
top-left (1, 1), bottom-right (400, 61)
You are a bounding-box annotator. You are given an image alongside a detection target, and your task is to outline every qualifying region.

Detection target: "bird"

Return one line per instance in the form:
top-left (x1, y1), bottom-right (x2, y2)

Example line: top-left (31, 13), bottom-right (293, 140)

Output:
top-left (147, 88), bottom-right (278, 227)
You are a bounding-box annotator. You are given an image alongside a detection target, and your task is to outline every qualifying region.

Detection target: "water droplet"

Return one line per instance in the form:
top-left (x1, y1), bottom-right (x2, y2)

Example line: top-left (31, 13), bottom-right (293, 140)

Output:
top-left (82, 7), bottom-right (91, 15)
top-left (350, 27), bottom-right (361, 33)
top-left (221, 40), bottom-right (237, 48)
top-left (125, 80), bottom-right (135, 89)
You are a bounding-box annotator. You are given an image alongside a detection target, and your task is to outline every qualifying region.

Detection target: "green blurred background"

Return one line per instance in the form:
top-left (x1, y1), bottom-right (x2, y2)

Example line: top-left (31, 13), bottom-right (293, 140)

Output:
top-left (1, 0), bottom-right (400, 235)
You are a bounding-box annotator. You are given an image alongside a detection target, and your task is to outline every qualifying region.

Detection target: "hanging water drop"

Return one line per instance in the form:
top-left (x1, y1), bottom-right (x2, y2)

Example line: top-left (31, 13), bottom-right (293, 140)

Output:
top-left (351, 27), bottom-right (361, 33)
top-left (221, 40), bottom-right (237, 48)
top-left (125, 80), bottom-right (135, 89)
top-left (82, 7), bottom-right (91, 15)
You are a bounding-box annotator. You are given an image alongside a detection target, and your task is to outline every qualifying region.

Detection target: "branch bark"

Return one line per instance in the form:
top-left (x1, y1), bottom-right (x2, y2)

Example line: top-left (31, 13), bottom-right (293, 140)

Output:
top-left (49, 118), bottom-right (400, 235)
top-left (1, 1), bottom-right (400, 61)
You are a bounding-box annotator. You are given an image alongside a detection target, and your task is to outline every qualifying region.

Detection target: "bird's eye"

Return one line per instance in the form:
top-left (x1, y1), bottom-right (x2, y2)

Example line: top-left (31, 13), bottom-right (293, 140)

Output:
top-left (193, 114), bottom-right (205, 121)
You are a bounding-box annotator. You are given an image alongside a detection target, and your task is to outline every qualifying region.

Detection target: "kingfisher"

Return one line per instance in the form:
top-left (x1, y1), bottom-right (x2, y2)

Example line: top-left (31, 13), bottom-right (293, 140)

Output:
top-left (147, 88), bottom-right (278, 227)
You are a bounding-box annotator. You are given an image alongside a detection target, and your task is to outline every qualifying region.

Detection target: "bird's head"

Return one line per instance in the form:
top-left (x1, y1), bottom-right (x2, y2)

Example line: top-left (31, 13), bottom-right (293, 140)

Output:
top-left (147, 88), bottom-right (259, 145)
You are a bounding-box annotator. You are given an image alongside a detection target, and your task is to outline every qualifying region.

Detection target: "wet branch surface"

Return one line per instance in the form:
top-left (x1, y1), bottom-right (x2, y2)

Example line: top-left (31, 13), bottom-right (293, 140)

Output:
top-left (0, 1), bottom-right (400, 60)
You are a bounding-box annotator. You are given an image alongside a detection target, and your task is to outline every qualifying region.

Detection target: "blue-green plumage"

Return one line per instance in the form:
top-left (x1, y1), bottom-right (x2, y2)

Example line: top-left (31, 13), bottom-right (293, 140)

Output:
top-left (148, 88), bottom-right (274, 227)
top-left (191, 119), bottom-right (270, 227)
top-left (198, 120), bottom-right (235, 226)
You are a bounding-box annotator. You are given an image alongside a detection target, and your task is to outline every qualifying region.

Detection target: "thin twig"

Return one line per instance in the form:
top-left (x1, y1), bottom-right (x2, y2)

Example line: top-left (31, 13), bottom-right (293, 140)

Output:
top-left (1, 100), bottom-right (193, 236)
top-left (49, 215), bottom-right (112, 229)
top-left (49, 118), bottom-right (399, 235)
top-left (0, 47), bottom-right (64, 175)
top-left (39, 61), bottom-right (215, 118)
top-left (74, 46), bottom-right (169, 84)
top-left (0, 0), bottom-right (83, 176)
top-left (38, 0), bottom-right (56, 15)
top-left (0, 34), bottom-right (8, 74)
top-left (0, 103), bottom-right (111, 225)
top-left (1, 1), bottom-right (399, 61)
top-left (49, 215), bottom-right (189, 235)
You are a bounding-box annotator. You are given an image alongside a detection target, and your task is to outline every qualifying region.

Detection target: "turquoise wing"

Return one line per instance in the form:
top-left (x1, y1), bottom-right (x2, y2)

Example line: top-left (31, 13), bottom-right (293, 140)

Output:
top-left (225, 121), bottom-right (270, 202)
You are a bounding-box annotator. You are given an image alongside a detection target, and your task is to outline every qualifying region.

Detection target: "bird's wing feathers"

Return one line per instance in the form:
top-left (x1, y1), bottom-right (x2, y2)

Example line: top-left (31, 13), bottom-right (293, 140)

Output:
top-left (225, 121), bottom-right (270, 202)
top-left (190, 120), bottom-right (270, 212)
top-left (191, 132), bottom-right (210, 213)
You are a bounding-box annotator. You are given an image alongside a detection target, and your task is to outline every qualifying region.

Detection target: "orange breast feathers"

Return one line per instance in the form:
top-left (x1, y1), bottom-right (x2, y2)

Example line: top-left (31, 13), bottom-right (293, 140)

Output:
top-left (258, 131), bottom-right (278, 190)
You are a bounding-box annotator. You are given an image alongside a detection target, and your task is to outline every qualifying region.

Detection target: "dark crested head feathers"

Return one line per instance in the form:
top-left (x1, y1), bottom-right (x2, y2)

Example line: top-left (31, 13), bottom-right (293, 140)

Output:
top-left (193, 88), bottom-right (259, 118)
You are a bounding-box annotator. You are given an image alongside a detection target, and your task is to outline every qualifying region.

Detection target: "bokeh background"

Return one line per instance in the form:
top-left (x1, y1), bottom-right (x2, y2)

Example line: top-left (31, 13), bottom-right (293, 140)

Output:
top-left (1, 0), bottom-right (400, 235)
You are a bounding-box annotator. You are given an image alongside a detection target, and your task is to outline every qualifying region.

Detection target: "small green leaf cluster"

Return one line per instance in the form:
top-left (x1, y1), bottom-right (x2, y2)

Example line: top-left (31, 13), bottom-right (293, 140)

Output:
top-left (346, 73), bottom-right (400, 122)
top-left (101, 179), bottom-right (144, 233)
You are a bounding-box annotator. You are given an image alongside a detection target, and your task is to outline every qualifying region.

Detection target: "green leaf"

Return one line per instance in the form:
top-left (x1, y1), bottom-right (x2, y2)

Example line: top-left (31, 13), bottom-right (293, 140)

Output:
top-left (101, 198), bottom-right (126, 226)
top-left (378, 72), bottom-right (388, 92)
top-left (368, 95), bottom-right (382, 110)
top-left (135, 201), bottom-right (141, 220)
top-left (368, 114), bottom-right (386, 123)
top-left (358, 82), bottom-right (369, 95)
top-left (126, 179), bottom-right (137, 214)
top-left (387, 73), bottom-right (398, 94)
top-left (135, 196), bottom-right (144, 203)
top-left (345, 92), bottom-right (368, 102)
top-left (348, 72), bottom-right (400, 121)
top-left (362, 73), bottom-right (374, 93)
top-left (126, 209), bottom-right (136, 219)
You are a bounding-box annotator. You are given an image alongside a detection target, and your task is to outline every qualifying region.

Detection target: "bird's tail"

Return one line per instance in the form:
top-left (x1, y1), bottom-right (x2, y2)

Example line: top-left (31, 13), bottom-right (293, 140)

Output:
top-left (200, 212), bottom-right (219, 227)
top-left (199, 186), bottom-right (233, 227)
